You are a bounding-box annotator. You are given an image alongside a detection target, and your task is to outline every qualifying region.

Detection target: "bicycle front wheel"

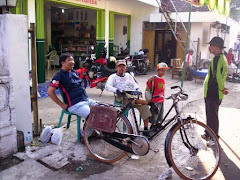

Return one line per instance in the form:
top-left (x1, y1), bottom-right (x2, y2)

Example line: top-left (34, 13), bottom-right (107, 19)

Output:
top-left (165, 120), bottom-right (221, 180)
top-left (83, 114), bottom-right (132, 163)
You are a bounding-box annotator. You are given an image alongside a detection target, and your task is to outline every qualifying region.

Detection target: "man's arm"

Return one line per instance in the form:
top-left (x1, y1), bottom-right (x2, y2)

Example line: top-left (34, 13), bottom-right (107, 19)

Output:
top-left (128, 73), bottom-right (139, 90)
top-left (105, 74), bottom-right (118, 93)
top-left (221, 61), bottom-right (229, 95)
top-left (47, 86), bottom-right (68, 110)
top-left (216, 55), bottom-right (228, 91)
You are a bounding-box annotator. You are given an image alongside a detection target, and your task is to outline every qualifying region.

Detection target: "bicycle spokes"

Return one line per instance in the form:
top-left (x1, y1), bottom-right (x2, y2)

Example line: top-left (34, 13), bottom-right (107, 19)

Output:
top-left (180, 123), bottom-right (198, 154)
top-left (165, 120), bottom-right (221, 179)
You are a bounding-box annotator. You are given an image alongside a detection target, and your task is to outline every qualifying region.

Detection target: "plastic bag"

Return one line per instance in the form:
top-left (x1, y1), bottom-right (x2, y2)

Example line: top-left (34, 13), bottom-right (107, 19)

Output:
top-left (51, 128), bottom-right (63, 145)
top-left (145, 80), bottom-right (154, 102)
top-left (145, 88), bottom-right (152, 102)
top-left (40, 126), bottom-right (63, 145)
top-left (40, 126), bottom-right (53, 144)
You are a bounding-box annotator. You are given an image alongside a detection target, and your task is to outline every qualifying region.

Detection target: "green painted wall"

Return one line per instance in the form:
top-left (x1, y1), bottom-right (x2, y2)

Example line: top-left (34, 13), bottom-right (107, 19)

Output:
top-left (11, 0), bottom-right (28, 14)
top-left (127, 15), bottom-right (131, 50)
top-left (96, 10), bottom-right (105, 59)
top-left (36, 0), bottom-right (45, 83)
top-left (109, 12), bottom-right (114, 56)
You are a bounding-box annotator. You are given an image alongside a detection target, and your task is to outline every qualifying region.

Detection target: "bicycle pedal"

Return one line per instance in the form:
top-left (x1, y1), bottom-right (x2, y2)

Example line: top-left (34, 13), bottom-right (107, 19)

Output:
top-left (122, 137), bottom-right (131, 143)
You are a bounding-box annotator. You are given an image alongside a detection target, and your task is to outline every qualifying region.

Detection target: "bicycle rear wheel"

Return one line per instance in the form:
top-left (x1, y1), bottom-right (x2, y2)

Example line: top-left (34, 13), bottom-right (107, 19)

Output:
top-left (83, 114), bottom-right (132, 163)
top-left (165, 120), bottom-right (221, 180)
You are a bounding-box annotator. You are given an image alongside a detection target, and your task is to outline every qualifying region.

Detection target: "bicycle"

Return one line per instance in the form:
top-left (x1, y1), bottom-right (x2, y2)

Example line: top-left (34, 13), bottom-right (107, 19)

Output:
top-left (83, 86), bottom-right (221, 180)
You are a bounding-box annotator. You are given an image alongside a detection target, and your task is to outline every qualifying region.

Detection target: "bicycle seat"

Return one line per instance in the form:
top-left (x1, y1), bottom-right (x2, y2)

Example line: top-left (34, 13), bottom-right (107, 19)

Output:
top-left (125, 90), bottom-right (142, 96)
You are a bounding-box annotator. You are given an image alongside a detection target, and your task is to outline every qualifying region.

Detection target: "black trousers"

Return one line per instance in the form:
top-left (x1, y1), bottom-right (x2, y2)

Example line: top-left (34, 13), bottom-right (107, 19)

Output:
top-left (187, 66), bottom-right (196, 80)
top-left (205, 98), bottom-right (222, 138)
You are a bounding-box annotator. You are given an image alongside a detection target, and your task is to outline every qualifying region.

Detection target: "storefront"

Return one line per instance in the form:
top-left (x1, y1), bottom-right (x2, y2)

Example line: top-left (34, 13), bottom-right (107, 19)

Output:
top-left (44, 2), bottom-right (131, 66)
top-left (40, 0), bottom-right (133, 82)
top-left (39, 0), bottom-right (106, 82)
top-left (13, 0), bottom-right (159, 83)
top-left (45, 2), bottom-right (98, 68)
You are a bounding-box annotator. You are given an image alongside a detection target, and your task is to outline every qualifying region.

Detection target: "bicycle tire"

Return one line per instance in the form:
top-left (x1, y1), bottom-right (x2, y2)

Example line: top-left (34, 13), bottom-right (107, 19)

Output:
top-left (165, 120), bottom-right (221, 180)
top-left (83, 114), bottom-right (132, 163)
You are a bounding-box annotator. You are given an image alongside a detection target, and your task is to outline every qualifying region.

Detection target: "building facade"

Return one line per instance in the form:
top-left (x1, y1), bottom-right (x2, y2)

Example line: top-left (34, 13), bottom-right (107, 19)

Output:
top-left (12, 0), bottom-right (240, 82)
top-left (14, 0), bottom-right (159, 82)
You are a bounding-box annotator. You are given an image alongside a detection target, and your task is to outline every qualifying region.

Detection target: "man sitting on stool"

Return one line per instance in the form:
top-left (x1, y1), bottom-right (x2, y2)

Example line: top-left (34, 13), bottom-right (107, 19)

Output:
top-left (105, 60), bottom-right (158, 137)
top-left (182, 49), bottom-right (195, 80)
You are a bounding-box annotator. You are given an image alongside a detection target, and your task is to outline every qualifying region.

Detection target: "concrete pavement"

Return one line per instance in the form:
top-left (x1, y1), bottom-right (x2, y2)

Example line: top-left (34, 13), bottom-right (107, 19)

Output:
top-left (0, 70), bottom-right (240, 180)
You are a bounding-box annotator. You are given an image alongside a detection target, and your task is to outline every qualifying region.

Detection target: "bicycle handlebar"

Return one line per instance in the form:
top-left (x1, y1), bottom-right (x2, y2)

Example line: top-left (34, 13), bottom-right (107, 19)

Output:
top-left (125, 90), bottom-right (142, 96)
top-left (170, 86), bottom-right (179, 89)
top-left (165, 86), bottom-right (188, 101)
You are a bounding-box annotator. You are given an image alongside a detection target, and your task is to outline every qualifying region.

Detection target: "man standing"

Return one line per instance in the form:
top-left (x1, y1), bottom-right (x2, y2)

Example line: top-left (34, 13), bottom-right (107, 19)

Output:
top-left (105, 60), bottom-right (157, 137)
top-left (202, 37), bottom-right (228, 146)
top-left (225, 48), bottom-right (235, 65)
top-left (48, 53), bottom-right (96, 120)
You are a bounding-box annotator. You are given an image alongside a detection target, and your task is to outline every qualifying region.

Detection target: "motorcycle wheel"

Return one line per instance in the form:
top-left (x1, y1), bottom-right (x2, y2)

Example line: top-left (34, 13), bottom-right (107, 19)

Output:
top-left (134, 61), bottom-right (147, 75)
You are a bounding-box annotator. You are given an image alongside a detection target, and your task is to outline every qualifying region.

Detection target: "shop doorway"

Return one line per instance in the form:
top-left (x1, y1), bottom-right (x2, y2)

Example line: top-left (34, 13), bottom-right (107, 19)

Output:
top-left (45, 2), bottom-right (97, 80)
top-left (154, 30), bottom-right (177, 67)
top-left (142, 30), bottom-right (155, 68)
top-left (114, 14), bottom-right (128, 56)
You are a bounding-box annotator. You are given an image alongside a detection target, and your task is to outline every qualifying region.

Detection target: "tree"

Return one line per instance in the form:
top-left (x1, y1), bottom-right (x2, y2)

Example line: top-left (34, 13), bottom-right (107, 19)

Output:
top-left (230, 0), bottom-right (240, 22)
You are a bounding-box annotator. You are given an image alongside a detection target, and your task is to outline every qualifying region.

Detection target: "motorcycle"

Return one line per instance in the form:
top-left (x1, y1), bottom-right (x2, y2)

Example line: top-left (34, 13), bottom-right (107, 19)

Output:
top-left (76, 46), bottom-right (136, 95)
top-left (76, 48), bottom-right (116, 96)
top-left (124, 49), bottom-right (150, 75)
top-left (76, 59), bottom-right (106, 95)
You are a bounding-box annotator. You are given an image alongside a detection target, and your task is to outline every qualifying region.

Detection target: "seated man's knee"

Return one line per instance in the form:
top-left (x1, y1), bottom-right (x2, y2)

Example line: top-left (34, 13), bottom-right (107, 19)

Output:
top-left (138, 105), bottom-right (152, 120)
top-left (74, 105), bottom-right (90, 119)
top-left (82, 107), bottom-right (90, 119)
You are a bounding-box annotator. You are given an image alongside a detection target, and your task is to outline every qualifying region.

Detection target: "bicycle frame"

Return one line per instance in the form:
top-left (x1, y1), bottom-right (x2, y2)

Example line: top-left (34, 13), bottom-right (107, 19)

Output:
top-left (110, 87), bottom-right (197, 150)
top-left (118, 95), bottom-right (182, 141)
top-left (84, 87), bottom-right (221, 179)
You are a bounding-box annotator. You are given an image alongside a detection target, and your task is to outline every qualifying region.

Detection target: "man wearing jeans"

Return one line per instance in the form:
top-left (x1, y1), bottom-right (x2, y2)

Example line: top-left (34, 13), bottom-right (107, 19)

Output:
top-left (202, 37), bottom-right (228, 146)
top-left (48, 53), bottom-right (96, 120)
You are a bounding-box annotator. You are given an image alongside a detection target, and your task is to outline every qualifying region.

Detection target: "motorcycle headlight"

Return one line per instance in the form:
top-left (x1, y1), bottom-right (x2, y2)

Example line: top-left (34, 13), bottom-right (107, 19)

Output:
top-left (127, 60), bottom-right (132, 66)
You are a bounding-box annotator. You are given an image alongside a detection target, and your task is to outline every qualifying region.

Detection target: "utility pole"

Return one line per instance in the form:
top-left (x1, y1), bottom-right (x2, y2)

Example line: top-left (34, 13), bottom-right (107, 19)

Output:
top-left (181, 4), bottom-right (192, 87)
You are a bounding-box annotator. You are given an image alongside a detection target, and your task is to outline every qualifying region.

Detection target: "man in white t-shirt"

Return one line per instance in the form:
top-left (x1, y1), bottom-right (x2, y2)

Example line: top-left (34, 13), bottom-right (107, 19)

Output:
top-left (182, 49), bottom-right (195, 80)
top-left (105, 60), bottom-right (157, 137)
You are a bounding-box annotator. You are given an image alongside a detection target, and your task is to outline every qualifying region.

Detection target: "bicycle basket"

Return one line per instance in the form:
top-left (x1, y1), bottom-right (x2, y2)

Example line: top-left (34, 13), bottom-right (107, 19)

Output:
top-left (87, 104), bottom-right (118, 133)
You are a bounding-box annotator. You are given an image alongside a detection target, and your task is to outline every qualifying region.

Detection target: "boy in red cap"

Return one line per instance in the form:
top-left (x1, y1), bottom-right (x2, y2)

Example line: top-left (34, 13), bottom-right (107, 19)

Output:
top-left (146, 62), bottom-right (169, 129)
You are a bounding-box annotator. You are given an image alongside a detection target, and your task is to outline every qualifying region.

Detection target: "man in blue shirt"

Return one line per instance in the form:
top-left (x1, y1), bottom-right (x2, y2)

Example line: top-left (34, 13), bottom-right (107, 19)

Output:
top-left (48, 53), bottom-right (96, 119)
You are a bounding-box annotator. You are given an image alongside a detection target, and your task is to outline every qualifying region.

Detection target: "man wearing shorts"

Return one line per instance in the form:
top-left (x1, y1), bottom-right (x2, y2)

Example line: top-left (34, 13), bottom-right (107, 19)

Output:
top-left (48, 53), bottom-right (96, 120)
top-left (105, 60), bottom-right (157, 137)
